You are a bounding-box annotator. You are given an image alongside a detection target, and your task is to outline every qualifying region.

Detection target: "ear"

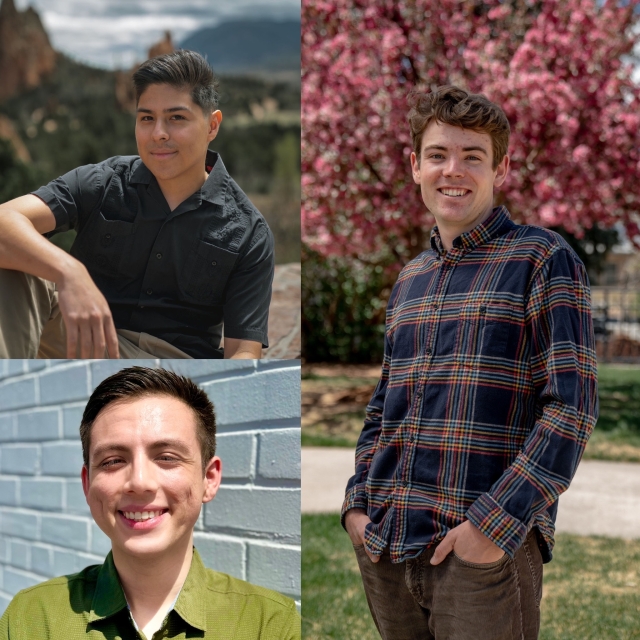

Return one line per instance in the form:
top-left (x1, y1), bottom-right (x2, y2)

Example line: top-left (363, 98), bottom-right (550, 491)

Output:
top-left (81, 465), bottom-right (90, 500)
top-left (202, 456), bottom-right (222, 504)
top-left (207, 110), bottom-right (223, 143)
top-left (493, 154), bottom-right (510, 188)
top-left (410, 151), bottom-right (421, 185)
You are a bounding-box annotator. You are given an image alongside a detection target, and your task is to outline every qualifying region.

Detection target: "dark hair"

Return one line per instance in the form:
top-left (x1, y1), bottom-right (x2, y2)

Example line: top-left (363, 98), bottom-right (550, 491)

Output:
top-left (407, 85), bottom-right (510, 169)
top-left (133, 49), bottom-right (220, 114)
top-left (80, 367), bottom-right (216, 472)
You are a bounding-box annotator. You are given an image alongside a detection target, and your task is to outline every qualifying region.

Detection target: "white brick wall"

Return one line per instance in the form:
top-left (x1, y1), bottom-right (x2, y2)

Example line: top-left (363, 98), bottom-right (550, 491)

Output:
top-left (0, 359), bottom-right (301, 614)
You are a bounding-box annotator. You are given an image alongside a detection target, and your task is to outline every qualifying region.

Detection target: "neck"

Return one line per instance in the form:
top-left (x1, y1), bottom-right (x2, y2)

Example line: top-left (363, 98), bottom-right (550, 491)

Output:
top-left (112, 535), bottom-right (193, 619)
top-left (158, 169), bottom-right (209, 212)
top-left (438, 205), bottom-right (496, 252)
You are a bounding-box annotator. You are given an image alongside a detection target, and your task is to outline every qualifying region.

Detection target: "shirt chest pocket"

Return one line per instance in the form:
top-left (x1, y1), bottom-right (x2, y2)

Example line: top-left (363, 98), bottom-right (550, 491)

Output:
top-left (455, 301), bottom-right (519, 360)
top-left (180, 240), bottom-right (239, 305)
top-left (71, 212), bottom-right (136, 277)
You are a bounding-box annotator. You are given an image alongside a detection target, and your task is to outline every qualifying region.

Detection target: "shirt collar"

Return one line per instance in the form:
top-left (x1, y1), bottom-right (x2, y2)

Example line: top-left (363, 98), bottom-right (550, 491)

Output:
top-left (88, 547), bottom-right (208, 633)
top-left (130, 149), bottom-right (229, 207)
top-left (429, 205), bottom-right (513, 255)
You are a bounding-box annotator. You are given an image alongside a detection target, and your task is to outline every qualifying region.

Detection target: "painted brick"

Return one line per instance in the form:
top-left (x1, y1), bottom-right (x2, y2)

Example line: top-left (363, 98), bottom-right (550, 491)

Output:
top-left (0, 537), bottom-right (7, 562)
top-left (247, 542), bottom-right (300, 597)
top-left (0, 445), bottom-right (39, 476)
top-left (41, 442), bottom-right (84, 477)
top-left (66, 480), bottom-right (90, 515)
top-left (31, 544), bottom-right (53, 577)
top-left (162, 361), bottom-right (255, 378)
top-left (90, 522), bottom-right (112, 556)
top-left (0, 593), bottom-right (10, 616)
top-left (193, 533), bottom-right (245, 580)
top-left (63, 405), bottom-right (84, 440)
top-left (20, 478), bottom-right (64, 511)
top-left (204, 488), bottom-right (300, 538)
top-left (257, 429), bottom-right (300, 480)
top-left (40, 514), bottom-right (88, 551)
top-left (0, 565), bottom-right (3, 590)
top-left (53, 549), bottom-right (77, 576)
top-left (0, 478), bottom-right (18, 506)
top-left (4, 567), bottom-right (40, 594)
top-left (217, 434), bottom-right (254, 479)
top-left (0, 378), bottom-right (36, 411)
top-left (39, 366), bottom-right (89, 405)
top-left (17, 410), bottom-right (60, 441)
top-left (0, 511), bottom-right (39, 540)
top-left (8, 540), bottom-right (29, 571)
top-left (76, 552), bottom-right (104, 571)
top-left (7, 362), bottom-right (25, 376)
top-left (0, 415), bottom-right (14, 442)
top-left (26, 361), bottom-right (48, 373)
top-left (202, 368), bottom-right (300, 425)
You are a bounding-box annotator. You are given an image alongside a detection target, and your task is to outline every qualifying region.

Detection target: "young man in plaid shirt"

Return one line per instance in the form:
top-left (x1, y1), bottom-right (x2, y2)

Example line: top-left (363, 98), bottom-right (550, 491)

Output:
top-left (343, 85), bottom-right (598, 640)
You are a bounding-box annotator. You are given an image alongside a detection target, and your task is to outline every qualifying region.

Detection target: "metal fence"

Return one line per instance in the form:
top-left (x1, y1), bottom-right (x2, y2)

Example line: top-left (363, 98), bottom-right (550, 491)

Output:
top-left (592, 286), bottom-right (640, 362)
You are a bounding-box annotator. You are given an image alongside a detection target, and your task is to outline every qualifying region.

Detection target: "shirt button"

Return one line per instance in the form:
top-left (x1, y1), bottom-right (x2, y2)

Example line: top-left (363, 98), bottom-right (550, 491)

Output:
top-left (402, 480), bottom-right (408, 487)
top-left (146, 289), bottom-right (152, 295)
top-left (409, 434), bottom-right (415, 443)
top-left (156, 253), bottom-right (162, 259)
top-left (105, 233), bottom-right (111, 240)
top-left (139, 305), bottom-right (144, 309)
top-left (425, 348), bottom-right (432, 356)
top-left (416, 389), bottom-right (423, 398)
top-left (479, 305), bottom-right (487, 314)
top-left (211, 260), bottom-right (217, 266)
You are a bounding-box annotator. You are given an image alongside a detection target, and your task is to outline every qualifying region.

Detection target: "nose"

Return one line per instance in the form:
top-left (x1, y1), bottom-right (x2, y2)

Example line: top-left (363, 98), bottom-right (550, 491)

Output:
top-left (124, 454), bottom-right (159, 494)
top-left (151, 119), bottom-right (169, 142)
top-left (443, 155), bottom-right (464, 177)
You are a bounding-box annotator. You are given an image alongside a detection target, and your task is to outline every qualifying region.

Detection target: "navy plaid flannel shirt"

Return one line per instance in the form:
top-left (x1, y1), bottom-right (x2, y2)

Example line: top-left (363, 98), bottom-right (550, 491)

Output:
top-left (342, 206), bottom-right (598, 564)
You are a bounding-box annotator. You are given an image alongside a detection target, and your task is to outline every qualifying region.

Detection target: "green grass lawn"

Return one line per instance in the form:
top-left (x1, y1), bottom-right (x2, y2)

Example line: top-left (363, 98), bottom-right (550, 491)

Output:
top-left (302, 365), bottom-right (640, 462)
top-left (302, 514), bottom-right (640, 640)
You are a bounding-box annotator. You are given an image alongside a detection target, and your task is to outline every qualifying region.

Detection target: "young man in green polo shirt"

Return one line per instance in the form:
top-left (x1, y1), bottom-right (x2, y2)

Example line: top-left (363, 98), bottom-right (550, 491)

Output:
top-left (0, 367), bottom-right (300, 640)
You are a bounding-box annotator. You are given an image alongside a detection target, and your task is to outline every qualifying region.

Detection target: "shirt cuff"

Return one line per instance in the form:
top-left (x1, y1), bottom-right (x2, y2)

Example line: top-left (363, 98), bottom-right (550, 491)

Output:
top-left (465, 493), bottom-right (529, 558)
top-left (340, 485), bottom-right (368, 531)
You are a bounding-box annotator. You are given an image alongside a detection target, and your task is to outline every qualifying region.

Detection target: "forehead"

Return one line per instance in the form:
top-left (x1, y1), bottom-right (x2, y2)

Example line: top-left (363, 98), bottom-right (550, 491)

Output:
top-left (137, 83), bottom-right (197, 111)
top-left (90, 395), bottom-right (198, 447)
top-left (420, 120), bottom-right (492, 152)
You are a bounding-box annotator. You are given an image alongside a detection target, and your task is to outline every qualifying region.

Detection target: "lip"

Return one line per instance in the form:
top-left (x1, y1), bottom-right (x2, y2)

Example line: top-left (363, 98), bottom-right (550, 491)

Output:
top-left (149, 150), bottom-right (177, 159)
top-left (437, 188), bottom-right (471, 198)
top-left (118, 509), bottom-right (168, 530)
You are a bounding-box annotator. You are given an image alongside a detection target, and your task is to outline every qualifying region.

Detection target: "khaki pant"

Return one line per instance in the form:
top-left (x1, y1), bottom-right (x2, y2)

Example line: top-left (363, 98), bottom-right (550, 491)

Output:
top-left (354, 528), bottom-right (543, 640)
top-left (0, 268), bottom-right (191, 359)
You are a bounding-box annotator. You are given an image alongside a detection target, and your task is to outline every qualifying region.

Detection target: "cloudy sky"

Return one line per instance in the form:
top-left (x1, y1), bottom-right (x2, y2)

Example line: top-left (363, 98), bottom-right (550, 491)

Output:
top-left (15, 0), bottom-right (300, 69)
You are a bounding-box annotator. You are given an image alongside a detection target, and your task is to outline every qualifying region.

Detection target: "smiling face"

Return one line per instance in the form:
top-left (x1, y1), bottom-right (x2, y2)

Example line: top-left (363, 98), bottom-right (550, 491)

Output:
top-left (81, 394), bottom-right (221, 562)
top-left (410, 120), bottom-right (509, 249)
top-left (135, 83), bottom-right (221, 189)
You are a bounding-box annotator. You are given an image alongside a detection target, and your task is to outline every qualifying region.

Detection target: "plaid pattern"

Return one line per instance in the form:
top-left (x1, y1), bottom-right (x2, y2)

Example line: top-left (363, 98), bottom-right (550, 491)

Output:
top-left (342, 207), bottom-right (598, 564)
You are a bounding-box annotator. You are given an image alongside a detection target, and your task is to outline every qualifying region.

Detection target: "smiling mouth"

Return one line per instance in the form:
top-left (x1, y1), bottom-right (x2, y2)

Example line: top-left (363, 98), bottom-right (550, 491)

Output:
top-left (118, 509), bottom-right (169, 529)
top-left (438, 188), bottom-right (470, 197)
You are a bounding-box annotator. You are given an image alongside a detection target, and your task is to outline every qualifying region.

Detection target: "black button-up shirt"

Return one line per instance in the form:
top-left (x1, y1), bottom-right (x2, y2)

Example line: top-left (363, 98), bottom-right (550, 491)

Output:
top-left (34, 150), bottom-right (274, 358)
top-left (342, 207), bottom-right (598, 564)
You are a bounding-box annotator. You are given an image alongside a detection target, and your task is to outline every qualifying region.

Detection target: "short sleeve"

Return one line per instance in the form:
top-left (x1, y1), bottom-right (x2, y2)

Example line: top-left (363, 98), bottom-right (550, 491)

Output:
top-left (222, 220), bottom-right (275, 347)
top-left (32, 162), bottom-right (109, 234)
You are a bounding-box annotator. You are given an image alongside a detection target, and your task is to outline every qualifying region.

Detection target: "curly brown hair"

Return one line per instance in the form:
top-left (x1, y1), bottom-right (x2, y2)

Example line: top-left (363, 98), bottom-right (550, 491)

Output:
top-left (408, 85), bottom-right (510, 169)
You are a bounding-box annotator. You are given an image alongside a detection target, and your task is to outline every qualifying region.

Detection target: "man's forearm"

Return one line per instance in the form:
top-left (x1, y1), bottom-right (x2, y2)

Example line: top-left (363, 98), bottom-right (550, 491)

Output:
top-left (0, 209), bottom-right (80, 283)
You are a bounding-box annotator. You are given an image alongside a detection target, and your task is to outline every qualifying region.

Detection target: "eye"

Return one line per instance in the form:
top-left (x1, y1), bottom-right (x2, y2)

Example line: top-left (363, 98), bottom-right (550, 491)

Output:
top-left (139, 115), bottom-right (153, 122)
top-left (428, 153), bottom-right (445, 160)
top-left (170, 114), bottom-right (186, 120)
top-left (467, 155), bottom-right (481, 161)
top-left (157, 455), bottom-right (179, 463)
top-left (101, 458), bottom-right (124, 468)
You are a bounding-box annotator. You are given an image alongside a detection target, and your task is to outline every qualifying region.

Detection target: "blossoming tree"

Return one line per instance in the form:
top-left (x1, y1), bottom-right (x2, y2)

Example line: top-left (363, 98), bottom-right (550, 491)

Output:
top-left (302, 0), bottom-right (640, 263)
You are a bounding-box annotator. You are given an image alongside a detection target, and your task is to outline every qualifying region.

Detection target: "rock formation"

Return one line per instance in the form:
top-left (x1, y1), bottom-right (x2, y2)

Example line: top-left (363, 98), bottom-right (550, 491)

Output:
top-left (115, 31), bottom-right (175, 113)
top-left (0, 114), bottom-right (31, 162)
top-left (0, 0), bottom-right (57, 103)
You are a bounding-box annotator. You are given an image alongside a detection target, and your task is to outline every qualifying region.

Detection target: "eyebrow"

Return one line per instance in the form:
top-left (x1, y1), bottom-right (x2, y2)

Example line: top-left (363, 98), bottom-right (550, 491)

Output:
top-left (136, 106), bottom-right (192, 114)
top-left (422, 144), bottom-right (488, 155)
top-left (91, 438), bottom-right (192, 462)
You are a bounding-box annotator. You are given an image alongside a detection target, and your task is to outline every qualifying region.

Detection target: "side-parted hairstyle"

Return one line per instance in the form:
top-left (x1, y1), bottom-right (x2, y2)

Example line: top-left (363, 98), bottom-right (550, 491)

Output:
top-left (407, 85), bottom-right (510, 169)
top-left (132, 49), bottom-right (220, 114)
top-left (80, 367), bottom-right (216, 473)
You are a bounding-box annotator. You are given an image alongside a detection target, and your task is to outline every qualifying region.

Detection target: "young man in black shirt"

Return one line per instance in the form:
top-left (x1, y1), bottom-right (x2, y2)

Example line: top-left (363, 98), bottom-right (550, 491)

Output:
top-left (0, 50), bottom-right (274, 359)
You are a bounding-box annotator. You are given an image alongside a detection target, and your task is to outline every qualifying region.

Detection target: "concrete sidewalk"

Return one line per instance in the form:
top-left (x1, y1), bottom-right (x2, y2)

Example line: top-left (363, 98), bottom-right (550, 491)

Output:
top-left (302, 447), bottom-right (640, 539)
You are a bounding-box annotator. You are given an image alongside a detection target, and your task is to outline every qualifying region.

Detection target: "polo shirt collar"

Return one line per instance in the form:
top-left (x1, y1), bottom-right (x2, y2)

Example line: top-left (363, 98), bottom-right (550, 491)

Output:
top-left (88, 548), bottom-right (207, 633)
top-left (429, 205), bottom-right (513, 255)
top-left (129, 149), bottom-right (230, 207)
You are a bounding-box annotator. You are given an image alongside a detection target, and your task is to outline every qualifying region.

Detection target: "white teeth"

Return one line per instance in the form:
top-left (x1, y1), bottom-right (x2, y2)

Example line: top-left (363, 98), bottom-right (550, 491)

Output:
top-left (441, 188), bottom-right (468, 197)
top-left (123, 510), bottom-right (164, 521)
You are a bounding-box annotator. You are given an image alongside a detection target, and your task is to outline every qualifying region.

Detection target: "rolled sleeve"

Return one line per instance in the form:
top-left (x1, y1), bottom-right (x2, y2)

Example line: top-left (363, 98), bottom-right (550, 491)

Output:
top-left (222, 220), bottom-right (274, 347)
top-left (466, 246), bottom-right (598, 556)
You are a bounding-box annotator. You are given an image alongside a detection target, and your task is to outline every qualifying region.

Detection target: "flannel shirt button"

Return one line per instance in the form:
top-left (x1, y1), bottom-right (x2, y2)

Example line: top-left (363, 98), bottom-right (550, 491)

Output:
top-left (479, 305), bottom-right (487, 314)
top-left (402, 480), bottom-right (408, 487)
top-left (416, 389), bottom-right (423, 398)
top-left (425, 348), bottom-right (432, 356)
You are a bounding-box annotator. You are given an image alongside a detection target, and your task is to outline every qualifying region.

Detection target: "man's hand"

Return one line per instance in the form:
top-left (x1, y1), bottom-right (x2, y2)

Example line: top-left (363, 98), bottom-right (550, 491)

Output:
top-left (344, 508), bottom-right (379, 563)
top-left (430, 520), bottom-right (505, 565)
top-left (57, 262), bottom-right (119, 358)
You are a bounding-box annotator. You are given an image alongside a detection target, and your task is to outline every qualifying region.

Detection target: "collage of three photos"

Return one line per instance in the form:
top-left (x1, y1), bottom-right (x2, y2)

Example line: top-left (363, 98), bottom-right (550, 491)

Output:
top-left (1, 0), bottom-right (640, 638)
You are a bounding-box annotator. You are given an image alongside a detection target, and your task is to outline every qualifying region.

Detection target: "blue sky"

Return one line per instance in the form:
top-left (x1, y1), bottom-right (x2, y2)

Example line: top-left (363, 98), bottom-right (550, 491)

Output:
top-left (15, 0), bottom-right (300, 69)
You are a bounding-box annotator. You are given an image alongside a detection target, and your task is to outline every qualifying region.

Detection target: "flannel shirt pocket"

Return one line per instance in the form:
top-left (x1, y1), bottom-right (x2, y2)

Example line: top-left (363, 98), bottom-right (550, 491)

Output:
top-left (455, 301), bottom-right (515, 360)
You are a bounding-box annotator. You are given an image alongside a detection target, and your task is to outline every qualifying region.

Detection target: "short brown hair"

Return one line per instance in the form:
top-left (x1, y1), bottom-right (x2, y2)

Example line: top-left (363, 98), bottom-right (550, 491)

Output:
top-left (80, 367), bottom-right (216, 472)
top-left (407, 85), bottom-right (510, 169)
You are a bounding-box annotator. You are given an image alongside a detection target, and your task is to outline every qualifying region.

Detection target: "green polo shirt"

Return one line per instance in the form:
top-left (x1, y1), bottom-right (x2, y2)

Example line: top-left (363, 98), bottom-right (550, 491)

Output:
top-left (0, 548), bottom-right (300, 640)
